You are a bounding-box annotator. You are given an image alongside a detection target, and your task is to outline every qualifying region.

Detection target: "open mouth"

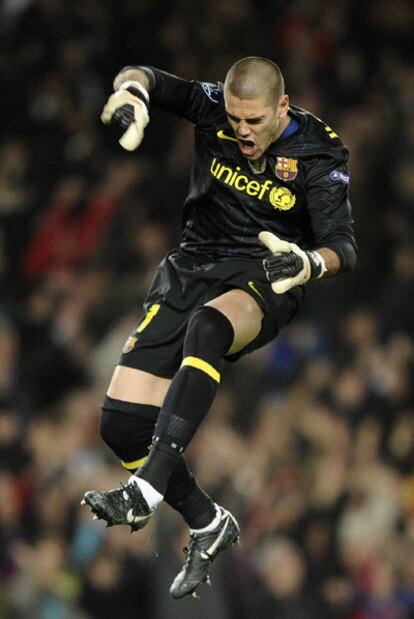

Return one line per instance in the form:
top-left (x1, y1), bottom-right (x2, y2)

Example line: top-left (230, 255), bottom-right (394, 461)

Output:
top-left (238, 138), bottom-right (257, 157)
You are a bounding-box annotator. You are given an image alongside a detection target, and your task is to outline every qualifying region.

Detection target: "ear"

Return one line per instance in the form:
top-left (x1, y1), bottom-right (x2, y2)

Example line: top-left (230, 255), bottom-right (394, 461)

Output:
top-left (278, 94), bottom-right (289, 118)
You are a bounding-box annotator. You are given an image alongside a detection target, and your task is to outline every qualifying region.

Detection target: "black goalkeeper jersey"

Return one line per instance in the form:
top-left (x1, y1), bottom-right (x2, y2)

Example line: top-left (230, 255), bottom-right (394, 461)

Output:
top-left (141, 67), bottom-right (356, 268)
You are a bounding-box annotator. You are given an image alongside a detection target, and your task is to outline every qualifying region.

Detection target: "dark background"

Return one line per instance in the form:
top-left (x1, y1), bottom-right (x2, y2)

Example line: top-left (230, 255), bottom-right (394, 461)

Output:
top-left (0, 1), bottom-right (413, 617)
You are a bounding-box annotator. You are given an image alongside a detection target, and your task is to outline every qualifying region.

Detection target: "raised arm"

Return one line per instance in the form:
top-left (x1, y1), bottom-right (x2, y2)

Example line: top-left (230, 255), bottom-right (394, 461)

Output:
top-left (100, 67), bottom-right (152, 151)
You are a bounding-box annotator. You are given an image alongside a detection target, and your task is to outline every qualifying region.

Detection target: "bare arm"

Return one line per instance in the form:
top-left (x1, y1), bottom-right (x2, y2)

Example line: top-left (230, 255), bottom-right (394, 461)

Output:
top-left (113, 68), bottom-right (150, 92)
top-left (317, 247), bottom-right (341, 277)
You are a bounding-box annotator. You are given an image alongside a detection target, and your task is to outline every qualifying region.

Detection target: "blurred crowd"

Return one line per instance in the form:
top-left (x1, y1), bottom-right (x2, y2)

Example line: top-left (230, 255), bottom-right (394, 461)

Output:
top-left (0, 0), bottom-right (413, 617)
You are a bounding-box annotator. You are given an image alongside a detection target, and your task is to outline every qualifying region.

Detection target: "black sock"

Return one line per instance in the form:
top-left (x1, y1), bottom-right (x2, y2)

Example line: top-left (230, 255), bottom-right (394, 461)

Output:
top-left (165, 457), bottom-right (216, 529)
top-left (139, 306), bottom-right (234, 494)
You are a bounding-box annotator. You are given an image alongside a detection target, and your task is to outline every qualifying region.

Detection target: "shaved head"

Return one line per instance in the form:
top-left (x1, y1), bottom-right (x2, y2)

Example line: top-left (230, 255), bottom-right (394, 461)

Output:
top-left (224, 57), bottom-right (285, 106)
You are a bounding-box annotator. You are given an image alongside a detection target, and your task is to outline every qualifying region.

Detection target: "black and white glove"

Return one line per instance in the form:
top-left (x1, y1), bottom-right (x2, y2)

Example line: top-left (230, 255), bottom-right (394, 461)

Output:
top-left (101, 80), bottom-right (150, 151)
top-left (259, 231), bottom-right (327, 294)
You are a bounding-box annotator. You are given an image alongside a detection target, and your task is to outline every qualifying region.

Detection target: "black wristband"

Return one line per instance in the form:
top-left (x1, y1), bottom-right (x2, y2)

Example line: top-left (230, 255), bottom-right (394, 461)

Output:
top-left (306, 250), bottom-right (326, 278)
top-left (126, 87), bottom-right (149, 112)
top-left (119, 80), bottom-right (150, 112)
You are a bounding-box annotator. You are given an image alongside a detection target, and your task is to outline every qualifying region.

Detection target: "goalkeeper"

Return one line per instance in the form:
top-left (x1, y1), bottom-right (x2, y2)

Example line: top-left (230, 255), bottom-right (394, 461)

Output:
top-left (82, 56), bottom-right (357, 599)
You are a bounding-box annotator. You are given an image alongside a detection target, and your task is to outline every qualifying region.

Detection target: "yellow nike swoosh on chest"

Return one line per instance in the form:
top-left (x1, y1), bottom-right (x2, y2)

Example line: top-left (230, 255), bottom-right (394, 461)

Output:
top-left (216, 130), bottom-right (238, 143)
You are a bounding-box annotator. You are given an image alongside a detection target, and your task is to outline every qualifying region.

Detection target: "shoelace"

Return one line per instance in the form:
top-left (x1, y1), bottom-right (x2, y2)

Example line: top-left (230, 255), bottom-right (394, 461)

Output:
top-left (179, 536), bottom-right (213, 595)
top-left (182, 534), bottom-right (211, 571)
top-left (105, 483), bottom-right (136, 510)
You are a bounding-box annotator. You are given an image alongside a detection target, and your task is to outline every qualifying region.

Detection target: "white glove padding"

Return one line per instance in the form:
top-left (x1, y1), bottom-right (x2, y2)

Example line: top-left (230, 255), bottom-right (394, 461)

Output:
top-left (101, 88), bottom-right (149, 151)
top-left (259, 231), bottom-right (326, 294)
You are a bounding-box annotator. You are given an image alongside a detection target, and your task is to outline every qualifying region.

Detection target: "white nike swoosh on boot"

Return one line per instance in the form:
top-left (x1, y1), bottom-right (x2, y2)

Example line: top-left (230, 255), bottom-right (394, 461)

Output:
top-left (127, 509), bottom-right (149, 524)
top-left (200, 516), bottom-right (230, 559)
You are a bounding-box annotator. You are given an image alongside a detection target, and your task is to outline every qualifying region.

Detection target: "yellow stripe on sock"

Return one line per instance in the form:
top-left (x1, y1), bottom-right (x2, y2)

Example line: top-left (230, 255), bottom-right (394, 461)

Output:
top-left (181, 356), bottom-right (220, 383)
top-left (121, 455), bottom-right (148, 470)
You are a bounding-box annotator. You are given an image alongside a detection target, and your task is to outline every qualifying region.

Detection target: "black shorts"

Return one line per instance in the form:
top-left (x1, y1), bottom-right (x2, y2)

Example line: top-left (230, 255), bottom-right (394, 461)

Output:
top-left (119, 249), bottom-right (303, 378)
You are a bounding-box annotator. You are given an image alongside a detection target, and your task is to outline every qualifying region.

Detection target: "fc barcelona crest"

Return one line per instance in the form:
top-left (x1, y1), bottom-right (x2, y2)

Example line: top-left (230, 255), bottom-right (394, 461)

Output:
top-left (275, 157), bottom-right (298, 181)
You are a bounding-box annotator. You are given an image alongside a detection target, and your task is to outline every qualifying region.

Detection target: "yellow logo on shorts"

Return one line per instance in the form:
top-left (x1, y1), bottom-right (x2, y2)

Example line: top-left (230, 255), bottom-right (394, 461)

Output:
top-left (248, 280), bottom-right (264, 300)
top-left (269, 186), bottom-right (296, 211)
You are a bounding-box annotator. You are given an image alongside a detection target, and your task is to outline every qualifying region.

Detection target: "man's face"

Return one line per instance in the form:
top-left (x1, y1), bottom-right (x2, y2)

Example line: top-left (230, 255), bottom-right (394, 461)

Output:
top-left (224, 91), bottom-right (289, 160)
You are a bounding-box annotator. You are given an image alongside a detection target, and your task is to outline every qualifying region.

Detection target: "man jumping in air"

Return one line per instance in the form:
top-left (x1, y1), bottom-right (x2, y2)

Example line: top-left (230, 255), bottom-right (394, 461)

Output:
top-left (82, 56), bottom-right (357, 599)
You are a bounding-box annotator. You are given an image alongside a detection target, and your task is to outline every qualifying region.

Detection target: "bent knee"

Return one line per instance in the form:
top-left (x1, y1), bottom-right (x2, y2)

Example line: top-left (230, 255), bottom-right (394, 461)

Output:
top-left (206, 289), bottom-right (263, 354)
top-left (183, 306), bottom-right (234, 363)
top-left (100, 396), bottom-right (159, 469)
top-left (186, 306), bottom-right (233, 348)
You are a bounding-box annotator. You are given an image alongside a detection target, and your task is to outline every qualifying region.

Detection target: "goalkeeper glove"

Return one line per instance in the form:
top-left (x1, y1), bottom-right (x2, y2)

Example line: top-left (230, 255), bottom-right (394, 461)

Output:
top-left (101, 81), bottom-right (150, 151)
top-left (259, 230), bottom-right (327, 294)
